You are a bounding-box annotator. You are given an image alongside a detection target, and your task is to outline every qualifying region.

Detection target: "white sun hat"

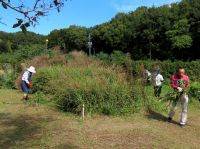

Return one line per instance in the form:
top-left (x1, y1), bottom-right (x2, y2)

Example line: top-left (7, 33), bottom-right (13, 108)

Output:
top-left (27, 66), bottom-right (36, 73)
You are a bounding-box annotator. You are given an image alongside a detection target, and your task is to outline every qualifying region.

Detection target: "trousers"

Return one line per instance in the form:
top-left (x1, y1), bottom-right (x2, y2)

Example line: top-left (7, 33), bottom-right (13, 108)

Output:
top-left (168, 94), bottom-right (189, 125)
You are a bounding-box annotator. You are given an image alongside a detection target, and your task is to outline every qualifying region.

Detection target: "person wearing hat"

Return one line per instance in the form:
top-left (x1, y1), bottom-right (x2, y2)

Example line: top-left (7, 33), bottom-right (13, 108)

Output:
top-left (21, 66), bottom-right (36, 100)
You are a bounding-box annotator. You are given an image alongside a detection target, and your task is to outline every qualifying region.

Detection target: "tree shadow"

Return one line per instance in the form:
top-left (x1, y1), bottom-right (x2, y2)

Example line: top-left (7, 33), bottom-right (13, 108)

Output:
top-left (52, 144), bottom-right (80, 149)
top-left (146, 110), bottom-right (180, 126)
top-left (0, 113), bottom-right (52, 148)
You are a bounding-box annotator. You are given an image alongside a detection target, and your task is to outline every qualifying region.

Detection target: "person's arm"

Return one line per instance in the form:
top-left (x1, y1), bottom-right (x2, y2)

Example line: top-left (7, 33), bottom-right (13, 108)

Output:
top-left (170, 75), bottom-right (178, 89)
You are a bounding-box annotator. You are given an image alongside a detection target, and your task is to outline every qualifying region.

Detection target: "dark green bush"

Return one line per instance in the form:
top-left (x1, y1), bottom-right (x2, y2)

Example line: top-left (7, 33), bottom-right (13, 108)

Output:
top-left (31, 72), bottom-right (49, 93)
top-left (95, 52), bottom-right (110, 62)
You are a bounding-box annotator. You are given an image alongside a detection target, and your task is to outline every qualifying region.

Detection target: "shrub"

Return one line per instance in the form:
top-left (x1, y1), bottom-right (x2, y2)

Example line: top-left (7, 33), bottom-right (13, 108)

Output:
top-left (132, 60), bottom-right (200, 81)
top-left (31, 55), bottom-right (136, 115)
top-left (96, 51), bottom-right (200, 81)
top-left (95, 52), bottom-right (110, 62)
top-left (0, 64), bottom-right (17, 89)
top-left (188, 82), bottom-right (200, 100)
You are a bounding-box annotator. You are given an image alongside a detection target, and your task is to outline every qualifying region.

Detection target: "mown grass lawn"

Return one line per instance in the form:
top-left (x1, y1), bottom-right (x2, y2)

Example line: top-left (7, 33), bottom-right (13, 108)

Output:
top-left (0, 89), bottom-right (200, 149)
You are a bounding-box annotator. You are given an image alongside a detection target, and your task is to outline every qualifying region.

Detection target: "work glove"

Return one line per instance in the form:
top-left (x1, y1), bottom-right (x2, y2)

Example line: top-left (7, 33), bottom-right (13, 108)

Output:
top-left (28, 82), bottom-right (33, 88)
top-left (177, 87), bottom-right (183, 92)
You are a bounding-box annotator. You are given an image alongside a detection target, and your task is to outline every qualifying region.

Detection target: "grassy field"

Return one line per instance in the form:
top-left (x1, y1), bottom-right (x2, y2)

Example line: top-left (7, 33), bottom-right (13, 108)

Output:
top-left (0, 89), bottom-right (200, 149)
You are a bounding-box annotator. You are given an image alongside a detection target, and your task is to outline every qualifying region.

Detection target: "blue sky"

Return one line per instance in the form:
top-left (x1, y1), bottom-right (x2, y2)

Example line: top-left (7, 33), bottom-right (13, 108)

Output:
top-left (0, 0), bottom-right (180, 35)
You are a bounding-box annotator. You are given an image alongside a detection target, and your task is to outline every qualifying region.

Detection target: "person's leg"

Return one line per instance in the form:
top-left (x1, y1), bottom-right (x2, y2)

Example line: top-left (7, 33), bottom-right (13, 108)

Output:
top-left (154, 86), bottom-right (157, 97)
top-left (21, 81), bottom-right (29, 100)
top-left (180, 94), bottom-right (189, 126)
top-left (154, 86), bottom-right (160, 97)
top-left (23, 93), bottom-right (28, 100)
top-left (168, 100), bottom-right (178, 121)
top-left (158, 86), bottom-right (162, 97)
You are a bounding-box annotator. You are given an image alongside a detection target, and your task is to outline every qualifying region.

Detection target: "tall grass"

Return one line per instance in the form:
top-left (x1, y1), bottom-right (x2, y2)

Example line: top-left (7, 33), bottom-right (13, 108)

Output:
top-left (33, 66), bottom-right (134, 115)
top-left (31, 52), bottom-right (137, 115)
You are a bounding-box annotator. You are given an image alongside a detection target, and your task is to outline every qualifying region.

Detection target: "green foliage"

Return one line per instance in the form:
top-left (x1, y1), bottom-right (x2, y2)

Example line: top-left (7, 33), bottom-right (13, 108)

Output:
top-left (32, 63), bottom-right (135, 115)
top-left (188, 82), bottom-right (200, 100)
top-left (14, 45), bottom-right (46, 62)
top-left (48, 25), bottom-right (88, 51)
top-left (95, 52), bottom-right (110, 62)
top-left (0, 44), bottom-right (49, 89)
top-left (110, 51), bottom-right (131, 66)
top-left (96, 51), bottom-right (132, 67)
top-left (46, 0), bottom-right (200, 60)
top-left (31, 72), bottom-right (49, 94)
top-left (132, 60), bottom-right (200, 81)
top-left (0, 39), bottom-right (12, 53)
top-left (0, 64), bottom-right (16, 89)
top-left (172, 35), bottom-right (192, 49)
top-left (166, 19), bottom-right (192, 50)
top-left (0, 31), bottom-right (46, 51)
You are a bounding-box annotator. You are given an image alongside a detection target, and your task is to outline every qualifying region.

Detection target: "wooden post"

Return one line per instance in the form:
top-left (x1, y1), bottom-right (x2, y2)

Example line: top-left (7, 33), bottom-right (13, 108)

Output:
top-left (82, 103), bottom-right (85, 120)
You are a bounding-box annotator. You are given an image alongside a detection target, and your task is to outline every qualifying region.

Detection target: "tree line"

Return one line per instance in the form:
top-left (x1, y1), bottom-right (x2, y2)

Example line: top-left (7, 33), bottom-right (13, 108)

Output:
top-left (0, 31), bottom-right (45, 53)
top-left (48, 0), bottom-right (200, 60)
top-left (0, 0), bottom-right (199, 60)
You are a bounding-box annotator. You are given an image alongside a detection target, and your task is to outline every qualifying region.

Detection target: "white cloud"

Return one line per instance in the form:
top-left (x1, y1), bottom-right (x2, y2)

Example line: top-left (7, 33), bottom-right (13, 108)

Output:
top-left (112, 3), bottom-right (137, 12)
top-left (111, 1), bottom-right (138, 12)
top-left (111, 0), bottom-right (181, 13)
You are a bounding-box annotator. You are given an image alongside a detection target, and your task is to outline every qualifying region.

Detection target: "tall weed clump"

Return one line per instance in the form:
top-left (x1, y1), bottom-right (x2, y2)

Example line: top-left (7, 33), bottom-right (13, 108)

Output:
top-left (32, 52), bottom-right (136, 115)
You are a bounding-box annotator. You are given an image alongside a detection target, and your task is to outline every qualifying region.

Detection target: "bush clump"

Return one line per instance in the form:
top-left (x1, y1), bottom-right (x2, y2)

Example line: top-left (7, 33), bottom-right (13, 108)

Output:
top-left (188, 82), bottom-right (200, 100)
top-left (32, 53), bottom-right (135, 115)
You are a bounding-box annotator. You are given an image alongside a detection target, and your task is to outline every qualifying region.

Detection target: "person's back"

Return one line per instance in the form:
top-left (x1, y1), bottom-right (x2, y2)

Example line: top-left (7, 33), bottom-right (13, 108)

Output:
top-left (153, 71), bottom-right (164, 97)
top-left (154, 73), bottom-right (164, 87)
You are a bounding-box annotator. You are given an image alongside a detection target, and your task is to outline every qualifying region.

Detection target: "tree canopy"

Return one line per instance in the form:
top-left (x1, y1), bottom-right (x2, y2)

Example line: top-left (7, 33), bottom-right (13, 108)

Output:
top-left (1, 0), bottom-right (200, 60)
top-left (48, 0), bottom-right (200, 60)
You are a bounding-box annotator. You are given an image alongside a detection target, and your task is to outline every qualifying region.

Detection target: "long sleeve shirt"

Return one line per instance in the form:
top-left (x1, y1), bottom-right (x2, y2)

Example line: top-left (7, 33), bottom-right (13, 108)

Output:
top-left (22, 71), bottom-right (32, 84)
top-left (170, 74), bottom-right (189, 89)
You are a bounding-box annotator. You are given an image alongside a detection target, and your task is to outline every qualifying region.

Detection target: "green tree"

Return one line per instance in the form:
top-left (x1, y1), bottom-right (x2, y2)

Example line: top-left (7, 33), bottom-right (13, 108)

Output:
top-left (166, 19), bottom-right (192, 58)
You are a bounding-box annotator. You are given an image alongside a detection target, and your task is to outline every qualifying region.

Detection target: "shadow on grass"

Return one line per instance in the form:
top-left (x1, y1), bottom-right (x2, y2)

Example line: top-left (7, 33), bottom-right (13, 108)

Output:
top-left (53, 144), bottom-right (80, 149)
top-left (146, 110), bottom-right (180, 126)
top-left (0, 113), bottom-right (51, 148)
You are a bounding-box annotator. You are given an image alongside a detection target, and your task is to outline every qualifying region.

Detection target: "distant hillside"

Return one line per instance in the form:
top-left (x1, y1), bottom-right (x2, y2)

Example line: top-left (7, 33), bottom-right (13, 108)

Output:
top-left (0, 31), bottom-right (46, 53)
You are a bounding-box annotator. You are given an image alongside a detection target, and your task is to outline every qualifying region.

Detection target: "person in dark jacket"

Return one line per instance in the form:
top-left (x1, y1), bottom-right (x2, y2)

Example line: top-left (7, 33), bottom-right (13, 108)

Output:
top-left (21, 66), bottom-right (36, 100)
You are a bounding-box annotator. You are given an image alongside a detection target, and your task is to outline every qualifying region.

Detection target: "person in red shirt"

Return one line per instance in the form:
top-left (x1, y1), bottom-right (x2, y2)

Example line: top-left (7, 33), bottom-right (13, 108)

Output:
top-left (168, 68), bottom-right (190, 128)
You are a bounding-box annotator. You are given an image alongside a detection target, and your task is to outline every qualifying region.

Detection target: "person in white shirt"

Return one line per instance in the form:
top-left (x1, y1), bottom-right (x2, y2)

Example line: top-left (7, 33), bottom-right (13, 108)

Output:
top-left (145, 69), bottom-right (152, 85)
top-left (21, 66), bottom-right (36, 100)
top-left (153, 70), bottom-right (164, 97)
